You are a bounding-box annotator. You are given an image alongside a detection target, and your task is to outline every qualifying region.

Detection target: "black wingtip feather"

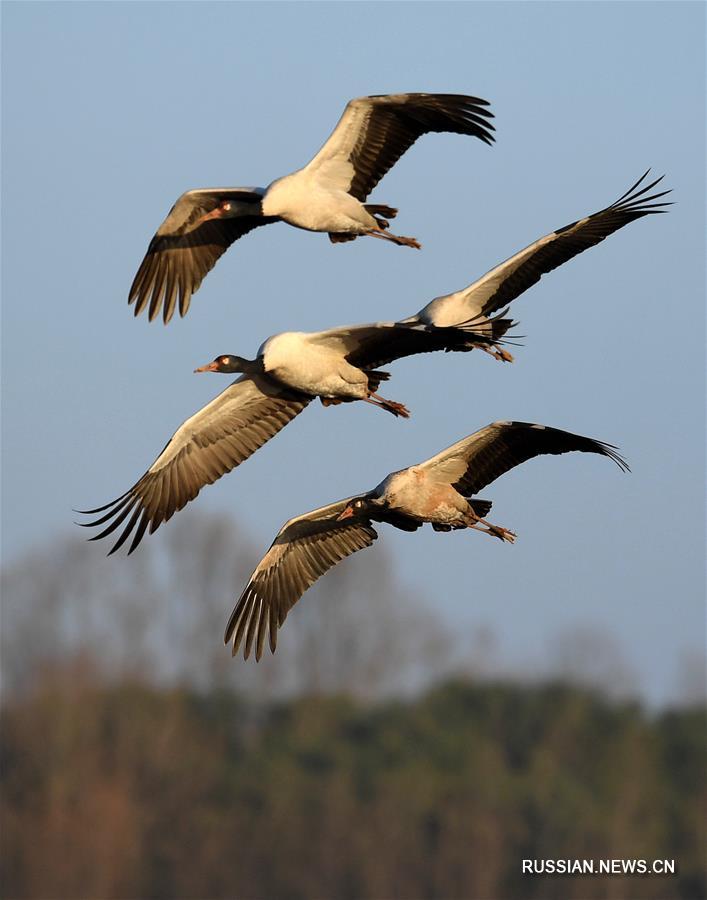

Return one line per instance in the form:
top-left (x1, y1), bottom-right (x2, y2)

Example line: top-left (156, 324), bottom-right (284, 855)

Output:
top-left (612, 171), bottom-right (672, 212)
top-left (73, 490), bottom-right (132, 517)
top-left (127, 511), bottom-right (151, 555)
top-left (613, 168), bottom-right (653, 205)
top-left (595, 441), bottom-right (631, 474)
top-left (76, 499), bottom-right (133, 529)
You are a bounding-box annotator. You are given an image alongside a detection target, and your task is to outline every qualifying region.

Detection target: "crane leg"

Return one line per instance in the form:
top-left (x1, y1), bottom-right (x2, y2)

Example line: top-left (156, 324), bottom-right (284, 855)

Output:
top-left (479, 344), bottom-right (515, 363)
top-left (365, 228), bottom-right (421, 249)
top-left (466, 510), bottom-right (516, 543)
top-left (363, 393), bottom-right (411, 418)
top-left (469, 522), bottom-right (516, 543)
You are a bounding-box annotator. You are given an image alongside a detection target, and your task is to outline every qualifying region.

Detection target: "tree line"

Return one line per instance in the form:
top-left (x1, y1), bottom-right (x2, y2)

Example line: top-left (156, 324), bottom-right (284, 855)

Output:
top-left (1, 514), bottom-right (704, 899)
top-left (2, 668), bottom-right (704, 899)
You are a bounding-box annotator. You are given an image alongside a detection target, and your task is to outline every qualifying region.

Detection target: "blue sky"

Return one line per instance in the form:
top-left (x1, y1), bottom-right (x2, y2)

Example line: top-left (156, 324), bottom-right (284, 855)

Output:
top-left (2, 2), bottom-right (704, 704)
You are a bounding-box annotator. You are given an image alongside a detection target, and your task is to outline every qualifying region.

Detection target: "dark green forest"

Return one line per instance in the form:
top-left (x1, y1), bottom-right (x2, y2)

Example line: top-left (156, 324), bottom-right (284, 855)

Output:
top-left (2, 520), bottom-right (705, 899)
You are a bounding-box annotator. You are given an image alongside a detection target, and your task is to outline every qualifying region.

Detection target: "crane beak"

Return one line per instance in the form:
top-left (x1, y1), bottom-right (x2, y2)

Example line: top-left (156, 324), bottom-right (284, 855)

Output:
top-left (194, 361), bottom-right (219, 373)
top-left (337, 506), bottom-right (355, 521)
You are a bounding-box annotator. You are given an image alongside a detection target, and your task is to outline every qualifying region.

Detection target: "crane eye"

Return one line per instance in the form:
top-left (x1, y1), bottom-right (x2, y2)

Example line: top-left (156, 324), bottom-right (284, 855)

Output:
top-left (221, 201), bottom-right (232, 211)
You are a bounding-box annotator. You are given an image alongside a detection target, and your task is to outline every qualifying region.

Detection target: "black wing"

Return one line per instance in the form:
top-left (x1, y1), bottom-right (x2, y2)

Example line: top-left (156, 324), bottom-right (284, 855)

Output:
top-left (225, 499), bottom-right (378, 661)
top-left (421, 421), bottom-right (629, 498)
top-left (304, 93), bottom-right (495, 201)
top-left (77, 376), bottom-right (310, 555)
top-left (129, 188), bottom-right (276, 323)
top-left (454, 171), bottom-right (671, 320)
top-left (310, 321), bottom-right (497, 372)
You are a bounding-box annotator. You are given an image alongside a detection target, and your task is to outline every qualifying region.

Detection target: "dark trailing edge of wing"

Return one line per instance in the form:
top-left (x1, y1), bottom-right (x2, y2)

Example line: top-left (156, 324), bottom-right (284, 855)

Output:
top-left (348, 94), bottom-right (495, 202)
top-left (473, 170), bottom-right (671, 318)
top-left (453, 422), bottom-right (629, 500)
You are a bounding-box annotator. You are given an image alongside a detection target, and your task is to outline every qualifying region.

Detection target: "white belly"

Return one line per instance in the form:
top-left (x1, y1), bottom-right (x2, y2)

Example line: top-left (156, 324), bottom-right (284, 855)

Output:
top-left (262, 172), bottom-right (375, 233)
top-left (262, 332), bottom-right (368, 399)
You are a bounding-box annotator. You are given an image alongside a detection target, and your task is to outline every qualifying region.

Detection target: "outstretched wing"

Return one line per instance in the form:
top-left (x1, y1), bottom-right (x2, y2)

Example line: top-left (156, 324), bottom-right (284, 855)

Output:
top-left (420, 421), bottom-right (629, 497)
top-left (77, 376), bottom-right (310, 555)
top-left (413, 171), bottom-right (671, 328)
top-left (302, 93), bottom-right (495, 201)
top-left (225, 499), bottom-right (378, 661)
top-left (309, 320), bottom-right (496, 371)
top-left (129, 188), bottom-right (276, 323)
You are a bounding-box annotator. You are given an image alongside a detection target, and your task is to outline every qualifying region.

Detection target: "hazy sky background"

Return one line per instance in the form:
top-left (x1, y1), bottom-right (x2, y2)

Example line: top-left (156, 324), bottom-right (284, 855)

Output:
top-left (2, 2), bottom-right (704, 704)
